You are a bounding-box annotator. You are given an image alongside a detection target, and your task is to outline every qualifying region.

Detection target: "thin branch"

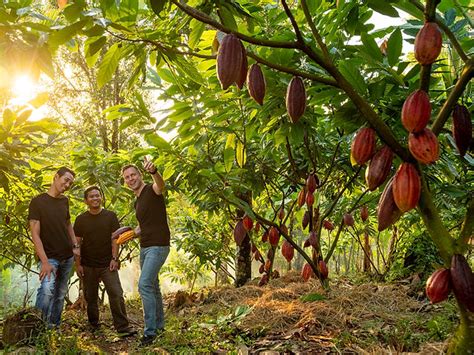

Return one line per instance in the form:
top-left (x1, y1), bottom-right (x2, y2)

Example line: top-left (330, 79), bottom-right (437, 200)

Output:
top-left (460, 194), bottom-right (474, 246)
top-left (300, 0), bottom-right (330, 59)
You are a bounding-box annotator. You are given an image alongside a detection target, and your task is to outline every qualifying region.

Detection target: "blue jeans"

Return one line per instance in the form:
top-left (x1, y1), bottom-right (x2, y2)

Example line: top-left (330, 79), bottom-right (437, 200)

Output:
top-left (35, 257), bottom-right (74, 327)
top-left (139, 246), bottom-right (169, 336)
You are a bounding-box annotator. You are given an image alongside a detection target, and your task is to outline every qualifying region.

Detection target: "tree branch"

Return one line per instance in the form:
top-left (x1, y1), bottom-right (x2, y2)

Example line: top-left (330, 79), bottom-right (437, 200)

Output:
top-left (459, 194), bottom-right (474, 246)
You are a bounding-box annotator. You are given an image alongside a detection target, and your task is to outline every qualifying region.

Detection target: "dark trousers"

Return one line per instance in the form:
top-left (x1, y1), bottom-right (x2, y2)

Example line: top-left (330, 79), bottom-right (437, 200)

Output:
top-left (82, 266), bottom-right (130, 332)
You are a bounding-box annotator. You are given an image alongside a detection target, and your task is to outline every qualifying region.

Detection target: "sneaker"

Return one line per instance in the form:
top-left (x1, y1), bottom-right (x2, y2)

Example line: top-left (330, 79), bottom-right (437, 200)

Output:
top-left (117, 328), bottom-right (138, 338)
top-left (139, 334), bottom-right (156, 347)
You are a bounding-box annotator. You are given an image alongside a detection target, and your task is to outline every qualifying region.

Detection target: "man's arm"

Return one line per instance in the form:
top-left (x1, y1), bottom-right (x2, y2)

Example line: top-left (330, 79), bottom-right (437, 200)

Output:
top-left (30, 219), bottom-right (54, 281)
top-left (67, 221), bottom-right (81, 257)
top-left (110, 239), bottom-right (119, 271)
top-left (143, 159), bottom-right (165, 195)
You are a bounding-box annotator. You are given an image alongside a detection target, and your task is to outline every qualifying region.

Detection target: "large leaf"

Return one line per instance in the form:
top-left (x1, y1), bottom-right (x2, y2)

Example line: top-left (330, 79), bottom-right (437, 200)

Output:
top-left (97, 43), bottom-right (122, 88)
top-left (236, 140), bottom-right (246, 168)
top-left (386, 28), bottom-right (402, 67)
top-left (224, 134), bottom-right (235, 172)
top-left (189, 19), bottom-right (206, 49)
top-left (338, 61), bottom-right (367, 96)
top-left (360, 33), bottom-right (383, 63)
top-left (48, 20), bottom-right (89, 50)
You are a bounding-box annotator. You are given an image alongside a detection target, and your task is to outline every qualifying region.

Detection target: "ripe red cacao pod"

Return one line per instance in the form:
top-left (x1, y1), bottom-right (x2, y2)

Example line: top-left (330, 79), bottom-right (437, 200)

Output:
top-left (452, 104), bottom-right (472, 157)
top-left (302, 211), bottom-right (310, 229)
top-left (414, 22), bottom-right (442, 65)
top-left (377, 177), bottom-right (402, 232)
top-left (308, 231), bottom-right (319, 249)
top-left (247, 63), bottom-right (265, 105)
top-left (365, 145), bottom-right (393, 191)
top-left (233, 221), bottom-right (247, 246)
top-left (401, 90), bottom-right (431, 133)
top-left (235, 41), bottom-right (248, 89)
top-left (217, 34), bottom-right (243, 90)
top-left (281, 240), bottom-right (294, 263)
top-left (343, 213), bottom-right (354, 227)
top-left (255, 222), bottom-right (261, 233)
top-left (286, 76), bottom-right (306, 123)
top-left (323, 220), bottom-right (334, 231)
top-left (392, 163), bottom-right (421, 212)
top-left (450, 254), bottom-right (474, 312)
top-left (267, 248), bottom-right (274, 260)
top-left (408, 128), bottom-right (439, 164)
top-left (360, 205), bottom-right (369, 222)
top-left (306, 174), bottom-right (318, 193)
top-left (318, 260), bottom-right (329, 280)
top-left (351, 128), bottom-right (376, 165)
top-left (242, 215), bottom-right (253, 231)
top-left (262, 231), bottom-right (268, 243)
top-left (306, 192), bottom-right (315, 207)
top-left (426, 268), bottom-right (451, 304)
top-left (280, 224), bottom-right (288, 236)
top-left (268, 227), bottom-right (280, 246)
top-left (301, 263), bottom-right (313, 282)
top-left (278, 206), bottom-right (285, 220)
top-left (297, 187), bottom-right (306, 208)
top-left (259, 264), bottom-right (265, 274)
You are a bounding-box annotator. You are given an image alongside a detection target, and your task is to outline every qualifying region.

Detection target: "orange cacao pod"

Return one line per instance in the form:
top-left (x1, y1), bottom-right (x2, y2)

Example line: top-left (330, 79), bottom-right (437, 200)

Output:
top-left (426, 268), bottom-right (451, 304)
top-left (281, 240), bottom-right (294, 263)
top-left (401, 90), bottom-right (431, 133)
top-left (112, 226), bottom-right (132, 240)
top-left (365, 145), bottom-right (393, 191)
top-left (217, 34), bottom-right (243, 90)
top-left (233, 221), bottom-right (247, 246)
top-left (414, 22), bottom-right (442, 65)
top-left (116, 230), bottom-right (135, 245)
top-left (297, 187), bottom-right (306, 208)
top-left (235, 42), bottom-right (248, 89)
top-left (323, 220), bottom-right (334, 231)
top-left (392, 163), bottom-right (420, 212)
top-left (408, 128), bottom-right (439, 164)
top-left (450, 254), bottom-right (474, 312)
top-left (343, 213), bottom-right (354, 227)
top-left (452, 104), bottom-right (472, 157)
top-left (306, 174), bottom-right (317, 193)
top-left (360, 205), bottom-right (369, 222)
top-left (377, 177), bottom-right (402, 232)
top-left (247, 64), bottom-right (265, 105)
top-left (351, 127), bottom-right (376, 165)
top-left (268, 226), bottom-right (279, 246)
top-left (301, 263), bottom-right (313, 282)
top-left (318, 260), bottom-right (328, 280)
top-left (286, 76), bottom-right (306, 123)
top-left (242, 215), bottom-right (253, 231)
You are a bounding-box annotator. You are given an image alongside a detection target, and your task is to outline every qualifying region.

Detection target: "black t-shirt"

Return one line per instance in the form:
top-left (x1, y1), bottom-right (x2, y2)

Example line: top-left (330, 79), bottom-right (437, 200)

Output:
top-left (73, 209), bottom-right (120, 268)
top-left (135, 184), bottom-right (170, 248)
top-left (28, 193), bottom-right (73, 261)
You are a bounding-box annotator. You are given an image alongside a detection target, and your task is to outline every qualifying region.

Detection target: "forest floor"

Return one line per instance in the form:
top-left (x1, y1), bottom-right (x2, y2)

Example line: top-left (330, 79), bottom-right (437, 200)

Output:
top-left (3, 271), bottom-right (457, 354)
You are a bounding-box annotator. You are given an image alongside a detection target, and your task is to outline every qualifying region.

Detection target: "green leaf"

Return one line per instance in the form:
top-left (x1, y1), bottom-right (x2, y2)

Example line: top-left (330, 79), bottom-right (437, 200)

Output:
top-left (338, 61), bottom-right (367, 95)
top-left (28, 92), bottom-right (49, 108)
top-left (386, 28), bottom-right (402, 67)
top-left (119, 115), bottom-right (141, 130)
top-left (97, 43), bottom-right (122, 88)
top-left (360, 33), bottom-right (383, 62)
top-left (300, 293), bottom-right (326, 302)
top-left (149, 0), bottom-right (167, 16)
top-left (224, 134), bottom-right (235, 172)
top-left (236, 140), bottom-right (246, 168)
top-left (162, 164), bottom-right (175, 180)
top-left (85, 36), bottom-right (106, 58)
top-left (217, 4), bottom-right (238, 31)
top-left (48, 20), bottom-right (89, 50)
top-left (2, 109), bottom-right (15, 131)
top-left (367, 0), bottom-right (399, 17)
top-left (189, 19), bottom-right (206, 50)
top-left (145, 133), bottom-right (171, 150)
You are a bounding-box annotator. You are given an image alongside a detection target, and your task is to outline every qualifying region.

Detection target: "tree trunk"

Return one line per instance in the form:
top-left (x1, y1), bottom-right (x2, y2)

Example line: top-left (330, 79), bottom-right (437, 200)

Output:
top-left (447, 303), bottom-right (474, 354)
top-left (235, 191), bottom-right (252, 287)
top-left (363, 231), bottom-right (371, 273)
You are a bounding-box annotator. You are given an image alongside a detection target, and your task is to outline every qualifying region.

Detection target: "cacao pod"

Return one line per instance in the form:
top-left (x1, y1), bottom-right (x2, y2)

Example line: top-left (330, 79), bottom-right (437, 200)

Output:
top-left (116, 230), bottom-right (135, 245)
top-left (377, 177), bottom-right (402, 232)
top-left (365, 145), bottom-right (393, 191)
top-left (323, 220), bottom-right (334, 231)
top-left (251, 242), bottom-right (257, 254)
top-left (360, 205), bottom-right (369, 222)
top-left (408, 128), bottom-right (439, 164)
top-left (302, 211), bottom-right (310, 229)
top-left (264, 260), bottom-right (272, 273)
top-left (5, 214), bottom-right (10, 225)
top-left (452, 104), bottom-right (472, 157)
top-left (262, 231), bottom-right (268, 243)
top-left (379, 39), bottom-right (388, 56)
top-left (217, 34), bottom-right (243, 90)
top-left (233, 221), bottom-right (247, 246)
top-left (280, 224), bottom-right (288, 236)
top-left (242, 215), bottom-right (253, 231)
top-left (235, 42), bottom-right (248, 89)
top-left (281, 240), bottom-right (294, 263)
top-left (255, 222), bottom-right (261, 233)
top-left (450, 254), bottom-right (474, 312)
top-left (301, 263), bottom-right (313, 282)
top-left (254, 249), bottom-right (264, 263)
top-left (414, 22), bottom-right (442, 65)
top-left (267, 248), bottom-right (274, 260)
top-left (278, 206), bottom-right (285, 220)
top-left (392, 163), bottom-right (421, 212)
top-left (401, 90), bottom-right (431, 133)
top-left (286, 76), bottom-right (306, 123)
top-left (351, 127), bottom-right (376, 165)
top-left (306, 191), bottom-right (315, 207)
top-left (297, 187), bottom-right (306, 208)
top-left (268, 227), bottom-right (280, 246)
top-left (259, 274), bottom-right (269, 286)
top-left (308, 231), bottom-right (319, 249)
top-left (247, 63), bottom-right (265, 105)
top-left (112, 226), bottom-right (132, 240)
top-left (426, 268), bottom-right (451, 304)
top-left (306, 174), bottom-right (317, 193)
top-left (318, 260), bottom-right (329, 280)
top-left (303, 238), bottom-right (311, 248)
top-left (343, 213), bottom-right (354, 227)
top-left (259, 264), bottom-right (265, 274)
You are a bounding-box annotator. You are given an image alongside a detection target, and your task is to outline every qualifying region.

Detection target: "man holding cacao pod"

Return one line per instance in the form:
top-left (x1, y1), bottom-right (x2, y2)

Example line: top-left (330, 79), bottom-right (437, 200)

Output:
top-left (73, 186), bottom-right (137, 337)
top-left (28, 167), bottom-right (78, 328)
top-left (121, 157), bottom-right (170, 347)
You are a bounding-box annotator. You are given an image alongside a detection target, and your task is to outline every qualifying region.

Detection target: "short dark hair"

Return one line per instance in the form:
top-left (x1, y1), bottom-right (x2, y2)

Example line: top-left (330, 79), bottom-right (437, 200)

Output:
top-left (56, 166), bottom-right (75, 178)
top-left (121, 164), bottom-right (140, 175)
top-left (84, 185), bottom-right (102, 199)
